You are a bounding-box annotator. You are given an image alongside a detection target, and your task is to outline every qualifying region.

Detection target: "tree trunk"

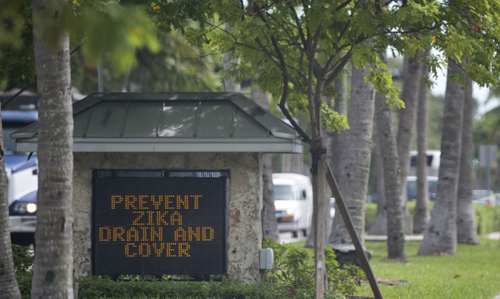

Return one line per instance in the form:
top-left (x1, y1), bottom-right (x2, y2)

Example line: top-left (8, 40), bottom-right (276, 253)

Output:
top-left (397, 56), bottom-right (422, 212)
top-left (332, 74), bottom-right (347, 177)
top-left (311, 142), bottom-right (327, 299)
top-left (31, 0), bottom-right (74, 297)
top-left (375, 91), bottom-right (406, 260)
top-left (223, 24), bottom-right (240, 92)
top-left (306, 94), bottom-right (335, 248)
top-left (414, 62), bottom-right (431, 234)
top-left (252, 86), bottom-right (279, 241)
top-left (329, 66), bottom-right (375, 260)
top-left (0, 107), bottom-right (21, 298)
top-left (418, 59), bottom-right (465, 256)
top-left (368, 132), bottom-right (387, 235)
top-left (457, 77), bottom-right (479, 244)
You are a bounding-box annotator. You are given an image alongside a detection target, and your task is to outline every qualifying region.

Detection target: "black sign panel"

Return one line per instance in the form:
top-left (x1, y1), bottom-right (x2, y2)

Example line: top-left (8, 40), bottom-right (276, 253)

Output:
top-left (92, 170), bottom-right (227, 276)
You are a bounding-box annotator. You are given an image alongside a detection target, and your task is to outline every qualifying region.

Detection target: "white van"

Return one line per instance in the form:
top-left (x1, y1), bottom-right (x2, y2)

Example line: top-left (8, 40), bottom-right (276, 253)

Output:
top-left (409, 150), bottom-right (441, 176)
top-left (273, 173), bottom-right (313, 238)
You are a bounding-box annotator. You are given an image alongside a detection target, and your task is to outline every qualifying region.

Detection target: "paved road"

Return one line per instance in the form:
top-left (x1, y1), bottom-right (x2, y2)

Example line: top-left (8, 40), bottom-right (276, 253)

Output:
top-left (279, 232), bottom-right (306, 244)
top-left (487, 232), bottom-right (500, 240)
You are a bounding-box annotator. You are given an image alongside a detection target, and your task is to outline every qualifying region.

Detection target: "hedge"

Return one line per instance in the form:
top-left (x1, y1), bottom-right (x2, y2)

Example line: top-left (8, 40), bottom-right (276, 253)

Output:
top-left (365, 202), bottom-right (500, 235)
top-left (74, 277), bottom-right (346, 299)
top-left (76, 277), bottom-right (291, 299)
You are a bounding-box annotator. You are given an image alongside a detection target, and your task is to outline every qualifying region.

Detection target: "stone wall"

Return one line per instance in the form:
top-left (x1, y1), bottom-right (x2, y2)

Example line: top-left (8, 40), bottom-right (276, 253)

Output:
top-left (73, 152), bottom-right (262, 283)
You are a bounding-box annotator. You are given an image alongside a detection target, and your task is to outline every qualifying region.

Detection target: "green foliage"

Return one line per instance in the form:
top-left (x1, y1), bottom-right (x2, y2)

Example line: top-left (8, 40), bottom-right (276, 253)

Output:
top-left (1, 0), bottom-right (161, 90)
top-left (321, 102), bottom-right (349, 133)
top-left (155, 0), bottom-right (500, 147)
top-left (262, 238), bottom-right (363, 297)
top-left (12, 244), bottom-right (34, 299)
top-left (0, 0), bottom-right (35, 89)
top-left (366, 68), bottom-right (403, 108)
top-left (324, 248), bottom-right (365, 296)
top-left (474, 205), bottom-right (500, 235)
top-left (54, 1), bottom-right (160, 74)
top-left (71, 30), bottom-right (222, 94)
top-left (0, 1), bottom-right (24, 47)
top-left (77, 276), bottom-right (291, 299)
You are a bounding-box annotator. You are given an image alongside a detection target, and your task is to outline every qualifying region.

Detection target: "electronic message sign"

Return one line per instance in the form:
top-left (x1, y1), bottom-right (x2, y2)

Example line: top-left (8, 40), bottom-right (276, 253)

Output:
top-left (92, 170), bottom-right (227, 276)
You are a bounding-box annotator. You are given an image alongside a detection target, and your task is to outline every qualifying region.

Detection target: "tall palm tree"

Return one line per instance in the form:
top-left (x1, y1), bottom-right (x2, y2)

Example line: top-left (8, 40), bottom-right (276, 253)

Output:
top-left (414, 62), bottom-right (430, 234)
top-left (457, 78), bottom-right (479, 244)
top-left (329, 66), bottom-right (375, 255)
top-left (375, 88), bottom-right (406, 260)
top-left (252, 85), bottom-right (279, 241)
top-left (397, 56), bottom-right (422, 215)
top-left (31, 0), bottom-right (74, 297)
top-left (0, 108), bottom-right (21, 298)
top-left (332, 74), bottom-right (348, 178)
top-left (419, 59), bottom-right (465, 256)
top-left (368, 133), bottom-right (387, 236)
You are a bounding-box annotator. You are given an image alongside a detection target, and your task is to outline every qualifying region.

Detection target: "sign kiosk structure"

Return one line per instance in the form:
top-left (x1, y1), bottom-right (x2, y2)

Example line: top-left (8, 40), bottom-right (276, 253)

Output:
top-left (12, 92), bottom-right (302, 283)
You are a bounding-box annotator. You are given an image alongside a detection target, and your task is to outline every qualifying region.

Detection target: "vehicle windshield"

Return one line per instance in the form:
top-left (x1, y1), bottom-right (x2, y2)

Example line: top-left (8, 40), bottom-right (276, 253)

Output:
top-left (407, 180), bottom-right (417, 200)
top-left (406, 178), bottom-right (438, 201)
top-left (274, 185), bottom-right (296, 201)
top-left (2, 125), bottom-right (25, 155)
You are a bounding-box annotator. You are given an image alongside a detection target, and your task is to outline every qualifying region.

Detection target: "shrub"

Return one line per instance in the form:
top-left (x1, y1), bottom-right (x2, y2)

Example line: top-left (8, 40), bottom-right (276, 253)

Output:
top-left (474, 205), bottom-right (500, 235)
top-left (12, 244), bottom-right (34, 299)
top-left (262, 238), bottom-right (363, 298)
top-left (77, 276), bottom-right (291, 299)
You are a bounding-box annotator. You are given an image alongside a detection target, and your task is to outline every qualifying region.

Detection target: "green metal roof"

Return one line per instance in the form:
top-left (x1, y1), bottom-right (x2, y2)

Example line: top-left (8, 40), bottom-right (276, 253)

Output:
top-left (12, 92), bottom-right (302, 153)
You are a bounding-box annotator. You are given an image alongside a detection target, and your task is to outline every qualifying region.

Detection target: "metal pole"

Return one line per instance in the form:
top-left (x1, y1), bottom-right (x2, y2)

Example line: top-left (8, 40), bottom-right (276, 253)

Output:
top-left (325, 163), bottom-right (383, 299)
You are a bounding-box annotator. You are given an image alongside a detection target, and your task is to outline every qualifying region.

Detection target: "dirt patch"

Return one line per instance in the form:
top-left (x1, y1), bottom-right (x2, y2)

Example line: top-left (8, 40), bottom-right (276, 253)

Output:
top-left (379, 258), bottom-right (407, 263)
top-left (361, 278), bottom-right (411, 286)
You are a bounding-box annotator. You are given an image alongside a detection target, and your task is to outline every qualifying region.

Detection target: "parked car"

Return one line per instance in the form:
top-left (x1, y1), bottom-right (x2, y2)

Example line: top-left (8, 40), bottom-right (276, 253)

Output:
top-left (9, 191), bottom-right (37, 245)
top-left (2, 110), bottom-right (38, 245)
top-left (409, 150), bottom-right (441, 176)
top-left (406, 176), bottom-right (438, 201)
top-left (273, 173), bottom-right (313, 238)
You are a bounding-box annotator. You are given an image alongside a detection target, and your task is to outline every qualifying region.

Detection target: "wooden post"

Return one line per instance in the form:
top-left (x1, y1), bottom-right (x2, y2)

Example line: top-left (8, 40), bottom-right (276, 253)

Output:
top-left (325, 163), bottom-right (383, 299)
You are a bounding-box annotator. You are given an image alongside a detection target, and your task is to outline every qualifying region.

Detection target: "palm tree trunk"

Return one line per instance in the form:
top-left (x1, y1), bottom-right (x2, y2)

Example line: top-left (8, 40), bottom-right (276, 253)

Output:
top-left (31, 0), bottom-right (74, 297)
top-left (329, 66), bottom-right (375, 260)
top-left (418, 59), bottom-right (465, 256)
top-left (368, 132), bottom-right (387, 236)
top-left (457, 78), bottom-right (479, 244)
top-left (223, 25), bottom-right (240, 92)
top-left (252, 86), bottom-right (279, 241)
top-left (397, 57), bottom-right (422, 213)
top-left (414, 62), bottom-right (430, 234)
top-left (0, 107), bottom-right (21, 298)
top-left (375, 91), bottom-right (406, 259)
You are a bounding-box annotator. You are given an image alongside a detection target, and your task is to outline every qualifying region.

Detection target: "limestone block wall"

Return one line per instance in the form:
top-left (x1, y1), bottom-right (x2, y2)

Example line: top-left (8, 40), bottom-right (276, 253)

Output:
top-left (73, 152), bottom-right (262, 283)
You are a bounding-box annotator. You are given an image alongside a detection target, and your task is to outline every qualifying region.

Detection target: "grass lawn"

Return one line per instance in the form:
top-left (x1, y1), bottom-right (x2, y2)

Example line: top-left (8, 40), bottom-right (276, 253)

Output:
top-left (289, 237), bottom-right (500, 298)
top-left (355, 237), bottom-right (500, 299)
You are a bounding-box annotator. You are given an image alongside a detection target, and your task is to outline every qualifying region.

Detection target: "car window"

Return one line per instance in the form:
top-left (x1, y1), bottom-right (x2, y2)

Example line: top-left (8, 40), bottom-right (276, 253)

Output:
top-left (407, 180), bottom-right (417, 200)
top-left (274, 185), bottom-right (296, 201)
top-left (428, 180), bottom-right (438, 194)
